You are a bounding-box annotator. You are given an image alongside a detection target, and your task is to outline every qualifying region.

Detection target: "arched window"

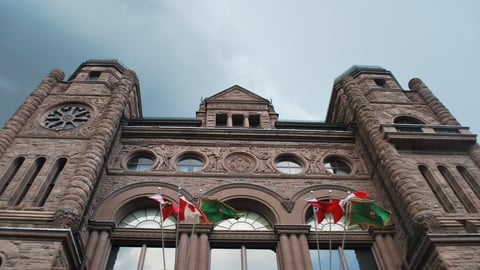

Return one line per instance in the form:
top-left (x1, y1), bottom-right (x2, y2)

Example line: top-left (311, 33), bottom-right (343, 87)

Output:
top-left (394, 116), bottom-right (424, 132)
top-left (176, 157), bottom-right (204, 172)
top-left (35, 158), bottom-right (67, 207)
top-left (214, 210), bottom-right (273, 231)
top-left (126, 154), bottom-right (155, 171)
top-left (107, 208), bottom-right (177, 270)
top-left (0, 157), bottom-right (25, 196)
top-left (438, 166), bottom-right (477, 213)
top-left (211, 210), bottom-right (277, 270)
top-left (457, 166), bottom-right (480, 199)
top-left (418, 165), bottom-right (455, 212)
top-left (11, 157), bottom-right (46, 206)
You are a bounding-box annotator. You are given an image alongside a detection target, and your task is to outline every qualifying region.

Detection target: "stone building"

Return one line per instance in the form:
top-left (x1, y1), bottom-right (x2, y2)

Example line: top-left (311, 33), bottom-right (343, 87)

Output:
top-left (0, 59), bottom-right (479, 269)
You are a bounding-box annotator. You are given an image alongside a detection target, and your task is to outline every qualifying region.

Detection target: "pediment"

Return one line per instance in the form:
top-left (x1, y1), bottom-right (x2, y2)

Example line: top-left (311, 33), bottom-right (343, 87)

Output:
top-left (206, 85), bottom-right (269, 103)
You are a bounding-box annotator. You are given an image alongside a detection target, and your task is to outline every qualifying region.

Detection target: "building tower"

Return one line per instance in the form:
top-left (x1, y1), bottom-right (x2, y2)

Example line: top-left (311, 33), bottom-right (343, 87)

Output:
top-left (0, 61), bottom-right (478, 269)
top-left (0, 60), bottom-right (141, 269)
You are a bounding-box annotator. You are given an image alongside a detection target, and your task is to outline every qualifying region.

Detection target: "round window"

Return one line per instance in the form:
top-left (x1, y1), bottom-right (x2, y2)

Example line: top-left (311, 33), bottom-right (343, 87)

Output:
top-left (42, 103), bottom-right (91, 130)
top-left (275, 157), bottom-right (302, 174)
top-left (127, 155), bottom-right (155, 171)
top-left (323, 158), bottom-right (351, 175)
top-left (176, 157), bottom-right (204, 172)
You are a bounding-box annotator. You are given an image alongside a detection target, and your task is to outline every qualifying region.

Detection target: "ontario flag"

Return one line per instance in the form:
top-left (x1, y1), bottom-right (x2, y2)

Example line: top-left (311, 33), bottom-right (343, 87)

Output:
top-left (340, 191), bottom-right (370, 211)
top-left (179, 196), bottom-right (210, 224)
top-left (306, 198), bottom-right (343, 223)
top-left (200, 198), bottom-right (243, 224)
top-left (348, 199), bottom-right (391, 227)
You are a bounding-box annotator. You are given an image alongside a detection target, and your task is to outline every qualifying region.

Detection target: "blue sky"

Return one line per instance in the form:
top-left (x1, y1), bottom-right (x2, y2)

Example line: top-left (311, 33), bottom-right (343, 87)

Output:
top-left (0, 0), bottom-right (478, 135)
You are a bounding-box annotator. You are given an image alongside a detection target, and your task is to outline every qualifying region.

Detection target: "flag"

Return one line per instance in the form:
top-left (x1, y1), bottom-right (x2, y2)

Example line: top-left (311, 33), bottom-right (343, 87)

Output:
top-left (327, 198), bottom-right (344, 223)
top-left (161, 201), bottom-right (179, 221)
top-left (348, 199), bottom-right (391, 227)
top-left (340, 190), bottom-right (370, 211)
top-left (200, 198), bottom-right (243, 223)
top-left (179, 196), bottom-right (210, 224)
top-left (306, 198), bottom-right (335, 223)
top-left (149, 194), bottom-right (165, 204)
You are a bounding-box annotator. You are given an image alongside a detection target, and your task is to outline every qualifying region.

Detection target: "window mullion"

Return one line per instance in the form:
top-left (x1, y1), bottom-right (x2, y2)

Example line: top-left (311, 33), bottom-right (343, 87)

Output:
top-left (138, 244), bottom-right (147, 270)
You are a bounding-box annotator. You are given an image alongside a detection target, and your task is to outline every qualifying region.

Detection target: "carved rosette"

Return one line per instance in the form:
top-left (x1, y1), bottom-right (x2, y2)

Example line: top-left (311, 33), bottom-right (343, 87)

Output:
top-left (224, 152), bottom-right (257, 173)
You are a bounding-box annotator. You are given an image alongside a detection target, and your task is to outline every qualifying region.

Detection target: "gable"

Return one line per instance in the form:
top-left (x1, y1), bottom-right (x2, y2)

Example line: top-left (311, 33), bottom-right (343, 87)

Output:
top-left (206, 85), bottom-right (269, 103)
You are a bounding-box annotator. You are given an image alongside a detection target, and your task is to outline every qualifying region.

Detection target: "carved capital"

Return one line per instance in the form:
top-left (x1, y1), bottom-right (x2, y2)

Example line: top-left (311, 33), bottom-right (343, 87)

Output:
top-left (413, 213), bottom-right (439, 232)
top-left (54, 208), bottom-right (81, 231)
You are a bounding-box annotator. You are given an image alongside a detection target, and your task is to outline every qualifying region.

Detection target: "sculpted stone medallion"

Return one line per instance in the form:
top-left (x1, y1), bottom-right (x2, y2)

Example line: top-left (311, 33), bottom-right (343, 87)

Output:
top-left (224, 152), bottom-right (257, 173)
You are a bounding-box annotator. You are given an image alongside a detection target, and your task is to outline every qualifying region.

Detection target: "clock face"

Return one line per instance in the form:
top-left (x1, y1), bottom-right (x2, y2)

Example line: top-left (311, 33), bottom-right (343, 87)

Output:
top-left (41, 103), bottom-right (92, 130)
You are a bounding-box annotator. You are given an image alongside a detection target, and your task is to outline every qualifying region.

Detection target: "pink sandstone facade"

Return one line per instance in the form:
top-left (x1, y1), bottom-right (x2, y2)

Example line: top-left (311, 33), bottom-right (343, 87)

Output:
top-left (0, 60), bottom-right (478, 269)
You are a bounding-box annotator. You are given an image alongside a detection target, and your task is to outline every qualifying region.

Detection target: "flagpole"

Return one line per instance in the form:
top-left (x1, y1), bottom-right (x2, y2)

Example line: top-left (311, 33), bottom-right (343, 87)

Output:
top-left (310, 191), bottom-right (322, 270)
top-left (184, 189), bottom-right (202, 270)
top-left (174, 186), bottom-right (182, 270)
top-left (340, 191), bottom-right (351, 270)
top-left (158, 187), bottom-right (167, 270)
top-left (328, 190), bottom-right (332, 270)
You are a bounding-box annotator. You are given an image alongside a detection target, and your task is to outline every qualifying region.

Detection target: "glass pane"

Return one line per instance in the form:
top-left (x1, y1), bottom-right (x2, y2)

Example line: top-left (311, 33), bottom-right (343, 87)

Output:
top-left (276, 160), bottom-right (302, 174)
top-left (211, 249), bottom-right (241, 270)
top-left (214, 210), bottom-right (272, 231)
top-left (107, 246), bottom-right (141, 270)
top-left (177, 158), bottom-right (203, 172)
top-left (144, 247), bottom-right (176, 270)
top-left (247, 249), bottom-right (278, 270)
top-left (127, 156), bottom-right (154, 171)
top-left (309, 249), bottom-right (372, 270)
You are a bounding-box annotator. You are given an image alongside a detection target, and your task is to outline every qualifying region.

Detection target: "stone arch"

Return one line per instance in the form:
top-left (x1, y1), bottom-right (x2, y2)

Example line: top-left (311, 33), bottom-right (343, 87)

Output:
top-left (93, 181), bottom-right (192, 224)
top-left (202, 183), bottom-right (285, 225)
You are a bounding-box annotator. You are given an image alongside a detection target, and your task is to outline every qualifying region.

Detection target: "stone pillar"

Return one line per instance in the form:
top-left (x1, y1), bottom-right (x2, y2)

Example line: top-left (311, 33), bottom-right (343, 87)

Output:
top-left (197, 233), bottom-right (210, 270)
top-left (372, 229), bottom-right (402, 270)
top-left (227, 113), bottom-right (233, 127)
top-left (243, 114), bottom-right (250, 127)
top-left (176, 232), bottom-right (189, 270)
top-left (85, 230), bottom-right (99, 267)
top-left (276, 225), bottom-right (312, 270)
top-left (187, 233), bottom-right (198, 270)
top-left (0, 69), bottom-right (64, 156)
top-left (290, 234), bottom-right (305, 269)
top-left (279, 233), bottom-right (295, 270)
top-left (89, 230), bottom-right (110, 270)
top-left (299, 234), bottom-right (313, 270)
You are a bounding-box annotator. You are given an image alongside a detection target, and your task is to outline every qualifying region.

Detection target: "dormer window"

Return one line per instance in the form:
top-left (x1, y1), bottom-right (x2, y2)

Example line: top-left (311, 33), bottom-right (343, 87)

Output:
top-left (88, 71), bottom-right (101, 81)
top-left (374, 78), bottom-right (386, 88)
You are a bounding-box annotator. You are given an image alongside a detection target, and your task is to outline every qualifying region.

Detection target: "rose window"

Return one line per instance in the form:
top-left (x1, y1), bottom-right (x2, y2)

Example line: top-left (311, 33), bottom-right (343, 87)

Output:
top-left (42, 104), bottom-right (91, 130)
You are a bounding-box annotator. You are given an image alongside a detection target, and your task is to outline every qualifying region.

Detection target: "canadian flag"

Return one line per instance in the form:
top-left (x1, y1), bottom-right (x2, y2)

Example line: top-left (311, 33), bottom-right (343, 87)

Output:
top-left (179, 196), bottom-right (210, 224)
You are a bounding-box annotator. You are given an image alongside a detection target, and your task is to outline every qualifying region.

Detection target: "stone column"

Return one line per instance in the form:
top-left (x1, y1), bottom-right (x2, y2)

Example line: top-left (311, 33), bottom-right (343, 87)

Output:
top-left (197, 233), bottom-right (210, 270)
top-left (85, 230), bottom-right (99, 267)
top-left (371, 229), bottom-right (402, 270)
top-left (0, 69), bottom-right (64, 156)
top-left (276, 225), bottom-right (312, 270)
top-left (299, 234), bottom-right (313, 270)
top-left (227, 113), bottom-right (233, 127)
top-left (176, 232), bottom-right (189, 270)
top-left (290, 234), bottom-right (305, 269)
top-left (243, 114), bottom-right (250, 127)
top-left (89, 230), bottom-right (109, 270)
top-left (279, 233), bottom-right (294, 270)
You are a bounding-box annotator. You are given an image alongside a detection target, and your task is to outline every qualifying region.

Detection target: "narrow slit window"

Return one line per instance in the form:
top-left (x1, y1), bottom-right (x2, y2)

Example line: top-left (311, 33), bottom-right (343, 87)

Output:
top-left (438, 166), bottom-right (477, 213)
top-left (35, 158), bottom-right (67, 207)
top-left (0, 157), bottom-right (25, 196)
top-left (418, 165), bottom-right (455, 213)
top-left (88, 71), bottom-right (101, 81)
top-left (11, 157), bottom-right (46, 206)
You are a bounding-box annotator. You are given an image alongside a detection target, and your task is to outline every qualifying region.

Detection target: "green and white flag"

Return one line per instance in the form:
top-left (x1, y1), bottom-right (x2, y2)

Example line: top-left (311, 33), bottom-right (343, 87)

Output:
top-left (200, 198), bottom-right (243, 223)
top-left (348, 199), bottom-right (391, 227)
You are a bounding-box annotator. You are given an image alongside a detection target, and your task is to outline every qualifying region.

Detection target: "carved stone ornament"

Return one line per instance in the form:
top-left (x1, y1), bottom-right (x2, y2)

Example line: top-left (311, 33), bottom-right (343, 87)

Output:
top-left (53, 208), bottom-right (81, 230)
top-left (413, 213), bottom-right (440, 232)
top-left (41, 103), bottom-right (91, 131)
top-left (224, 152), bottom-right (257, 173)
